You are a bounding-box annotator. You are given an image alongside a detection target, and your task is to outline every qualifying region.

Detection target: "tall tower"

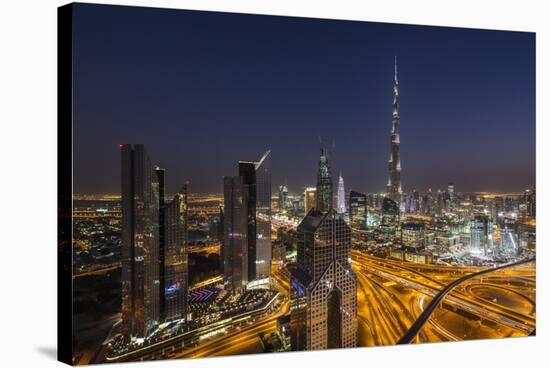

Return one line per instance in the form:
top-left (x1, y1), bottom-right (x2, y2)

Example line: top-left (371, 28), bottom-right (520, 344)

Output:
top-left (387, 57), bottom-right (402, 206)
top-left (223, 176), bottom-right (249, 293)
top-left (164, 184), bottom-right (189, 322)
top-left (316, 148), bottom-right (333, 213)
top-left (337, 173), bottom-right (346, 214)
top-left (238, 150), bottom-right (272, 283)
top-left (290, 149), bottom-right (357, 351)
top-left (121, 144), bottom-right (160, 341)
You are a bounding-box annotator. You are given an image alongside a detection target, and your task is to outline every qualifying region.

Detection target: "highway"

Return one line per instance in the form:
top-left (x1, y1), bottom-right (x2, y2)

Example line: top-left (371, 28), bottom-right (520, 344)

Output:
top-left (397, 258), bottom-right (535, 344)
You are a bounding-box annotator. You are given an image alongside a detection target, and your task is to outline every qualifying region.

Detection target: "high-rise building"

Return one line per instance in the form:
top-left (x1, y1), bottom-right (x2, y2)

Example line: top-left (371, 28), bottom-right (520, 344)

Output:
top-left (380, 197), bottom-right (400, 237)
top-left (154, 167), bottom-right (166, 321)
top-left (349, 190), bottom-right (367, 230)
top-left (401, 221), bottom-right (426, 251)
top-left (337, 173), bottom-right (346, 214)
top-left (121, 144), bottom-right (160, 341)
top-left (304, 187), bottom-right (317, 215)
top-left (164, 184), bottom-right (189, 322)
top-left (387, 57), bottom-right (402, 205)
top-left (499, 215), bottom-right (519, 256)
top-left (290, 209), bottom-right (357, 351)
top-left (223, 176), bottom-right (249, 293)
top-left (239, 150), bottom-right (272, 283)
top-left (470, 213), bottom-right (494, 256)
top-left (316, 148), bottom-right (333, 213)
top-left (279, 184), bottom-right (289, 210)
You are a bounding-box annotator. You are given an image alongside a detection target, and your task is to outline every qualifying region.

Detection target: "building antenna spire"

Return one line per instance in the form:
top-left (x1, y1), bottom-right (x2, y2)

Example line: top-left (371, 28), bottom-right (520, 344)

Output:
top-left (394, 56), bottom-right (398, 81)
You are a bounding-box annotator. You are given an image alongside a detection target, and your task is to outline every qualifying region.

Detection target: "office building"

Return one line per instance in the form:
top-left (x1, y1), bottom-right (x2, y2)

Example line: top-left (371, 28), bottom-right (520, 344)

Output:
top-left (164, 184), bottom-right (189, 321)
top-left (239, 150), bottom-right (272, 283)
top-left (121, 144), bottom-right (160, 341)
top-left (349, 190), bottom-right (367, 230)
top-left (304, 187), bottom-right (317, 216)
top-left (470, 213), bottom-right (494, 256)
top-left (316, 148), bottom-right (333, 213)
top-left (223, 176), bottom-right (249, 293)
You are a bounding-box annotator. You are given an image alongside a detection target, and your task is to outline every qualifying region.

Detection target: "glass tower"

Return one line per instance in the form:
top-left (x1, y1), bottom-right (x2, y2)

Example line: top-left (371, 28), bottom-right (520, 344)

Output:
top-left (121, 144), bottom-right (160, 341)
top-left (164, 184), bottom-right (189, 321)
top-left (387, 57), bottom-right (402, 205)
top-left (238, 150), bottom-right (272, 283)
top-left (223, 176), bottom-right (249, 293)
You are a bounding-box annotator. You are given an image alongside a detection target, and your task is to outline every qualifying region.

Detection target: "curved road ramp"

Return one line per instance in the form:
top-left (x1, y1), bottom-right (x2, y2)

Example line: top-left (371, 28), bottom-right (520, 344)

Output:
top-left (397, 258), bottom-right (536, 344)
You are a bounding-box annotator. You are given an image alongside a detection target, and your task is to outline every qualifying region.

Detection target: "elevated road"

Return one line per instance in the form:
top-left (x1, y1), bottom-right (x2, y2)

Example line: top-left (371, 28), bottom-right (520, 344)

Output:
top-left (397, 258), bottom-right (536, 344)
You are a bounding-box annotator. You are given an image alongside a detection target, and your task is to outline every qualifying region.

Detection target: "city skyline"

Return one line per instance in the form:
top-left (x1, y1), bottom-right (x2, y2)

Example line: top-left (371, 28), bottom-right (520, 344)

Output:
top-left (73, 4), bottom-right (535, 195)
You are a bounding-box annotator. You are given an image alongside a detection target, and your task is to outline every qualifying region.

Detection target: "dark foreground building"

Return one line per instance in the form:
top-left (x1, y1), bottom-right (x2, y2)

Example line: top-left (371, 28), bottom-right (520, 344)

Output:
top-left (164, 184), bottom-right (189, 321)
top-left (121, 144), bottom-right (160, 341)
top-left (290, 148), bottom-right (357, 351)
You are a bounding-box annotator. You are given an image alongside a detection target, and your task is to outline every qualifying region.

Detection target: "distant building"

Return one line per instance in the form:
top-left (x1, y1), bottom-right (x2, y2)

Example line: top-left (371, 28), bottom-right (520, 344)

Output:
top-left (349, 190), bottom-right (367, 230)
top-left (279, 184), bottom-right (289, 210)
top-left (380, 197), bottom-right (400, 238)
top-left (470, 213), bottom-right (494, 256)
top-left (401, 221), bottom-right (426, 251)
top-left (154, 167), bottom-right (166, 321)
top-left (337, 173), bottom-right (346, 214)
top-left (304, 187), bottom-right (317, 216)
top-left (387, 57), bottom-right (403, 206)
top-left (121, 144), bottom-right (160, 341)
top-left (164, 184), bottom-right (189, 322)
top-left (499, 215), bottom-right (519, 256)
top-left (223, 176), bottom-right (248, 293)
top-left (316, 148), bottom-right (333, 213)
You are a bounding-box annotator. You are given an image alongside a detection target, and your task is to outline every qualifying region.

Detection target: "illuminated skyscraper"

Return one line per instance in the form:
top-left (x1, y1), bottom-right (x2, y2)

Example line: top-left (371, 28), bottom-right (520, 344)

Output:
top-left (223, 176), bottom-right (248, 293)
top-left (401, 221), bottom-right (426, 251)
top-left (121, 144), bottom-right (160, 341)
top-left (154, 167), bottom-right (166, 321)
top-left (239, 150), bottom-right (272, 283)
top-left (387, 57), bottom-right (402, 205)
top-left (164, 184), bottom-right (189, 321)
top-left (290, 149), bottom-right (357, 351)
top-left (304, 187), bottom-right (317, 216)
top-left (337, 173), bottom-right (346, 214)
top-left (279, 184), bottom-right (289, 210)
top-left (349, 190), bottom-right (367, 230)
top-left (316, 148), bottom-right (333, 213)
top-left (290, 208), bottom-right (357, 351)
top-left (499, 215), bottom-right (519, 256)
top-left (470, 214), bottom-right (494, 256)
top-left (380, 197), bottom-right (400, 237)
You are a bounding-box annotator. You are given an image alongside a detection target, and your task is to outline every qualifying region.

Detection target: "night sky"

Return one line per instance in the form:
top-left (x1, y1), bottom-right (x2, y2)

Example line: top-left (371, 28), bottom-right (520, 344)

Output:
top-left (73, 4), bottom-right (535, 195)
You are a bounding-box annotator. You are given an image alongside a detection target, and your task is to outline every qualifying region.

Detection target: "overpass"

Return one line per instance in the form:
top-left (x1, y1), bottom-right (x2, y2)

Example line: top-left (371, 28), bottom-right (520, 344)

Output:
top-left (397, 258), bottom-right (536, 344)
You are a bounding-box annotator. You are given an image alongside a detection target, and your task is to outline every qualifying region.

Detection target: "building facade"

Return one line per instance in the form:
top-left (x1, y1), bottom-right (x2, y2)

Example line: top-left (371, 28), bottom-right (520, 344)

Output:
top-left (121, 144), bottom-right (160, 341)
top-left (470, 213), bottom-right (494, 256)
top-left (238, 150), bottom-right (272, 283)
top-left (349, 190), bottom-right (368, 230)
top-left (290, 209), bottom-right (358, 351)
top-left (316, 148), bottom-right (333, 213)
top-left (304, 187), bottom-right (317, 216)
top-left (164, 185), bottom-right (189, 322)
top-left (387, 58), bottom-right (403, 205)
top-left (223, 176), bottom-right (249, 293)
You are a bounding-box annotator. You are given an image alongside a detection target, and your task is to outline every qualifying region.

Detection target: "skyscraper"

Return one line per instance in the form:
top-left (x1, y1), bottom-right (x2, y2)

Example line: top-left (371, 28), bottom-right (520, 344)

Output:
top-left (349, 190), bottom-right (368, 230)
top-left (121, 144), bottom-right (160, 341)
top-left (470, 213), bottom-right (494, 256)
top-left (337, 173), bottom-right (346, 214)
top-left (164, 184), bottom-right (189, 322)
top-left (387, 57), bottom-right (402, 206)
top-left (223, 176), bottom-right (249, 293)
top-left (316, 148), bottom-right (333, 213)
top-left (380, 197), bottom-right (400, 238)
top-left (290, 209), bottom-right (358, 351)
top-left (279, 184), bottom-right (289, 211)
top-left (154, 166), bottom-right (166, 321)
top-left (499, 215), bottom-right (519, 256)
top-left (304, 187), bottom-right (317, 216)
top-left (290, 148), bottom-right (357, 351)
top-left (239, 150), bottom-right (272, 283)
